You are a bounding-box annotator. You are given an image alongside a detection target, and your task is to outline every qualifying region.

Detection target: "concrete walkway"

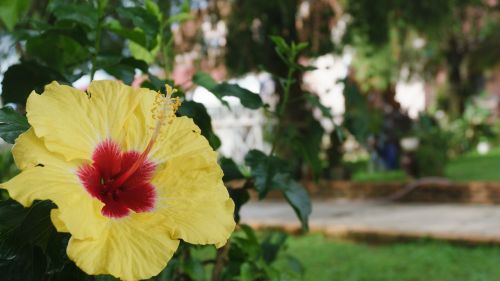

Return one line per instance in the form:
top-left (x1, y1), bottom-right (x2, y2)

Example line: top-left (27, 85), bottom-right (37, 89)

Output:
top-left (240, 200), bottom-right (500, 243)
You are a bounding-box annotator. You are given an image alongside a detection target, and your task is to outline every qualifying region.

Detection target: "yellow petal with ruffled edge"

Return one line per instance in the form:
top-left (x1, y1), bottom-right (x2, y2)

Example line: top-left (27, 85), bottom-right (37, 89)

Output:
top-left (50, 209), bottom-right (68, 232)
top-left (26, 81), bottom-right (157, 161)
top-left (26, 82), bottom-right (99, 161)
top-left (150, 118), bottom-right (235, 247)
top-left (67, 216), bottom-right (179, 281)
top-left (12, 128), bottom-right (77, 170)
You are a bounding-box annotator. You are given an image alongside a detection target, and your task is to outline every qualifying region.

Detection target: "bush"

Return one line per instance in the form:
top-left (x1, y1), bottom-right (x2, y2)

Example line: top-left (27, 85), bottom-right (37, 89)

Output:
top-left (414, 127), bottom-right (450, 177)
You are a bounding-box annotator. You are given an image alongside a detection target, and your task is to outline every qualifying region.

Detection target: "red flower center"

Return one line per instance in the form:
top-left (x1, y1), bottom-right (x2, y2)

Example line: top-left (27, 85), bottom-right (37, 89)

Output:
top-left (77, 140), bottom-right (157, 218)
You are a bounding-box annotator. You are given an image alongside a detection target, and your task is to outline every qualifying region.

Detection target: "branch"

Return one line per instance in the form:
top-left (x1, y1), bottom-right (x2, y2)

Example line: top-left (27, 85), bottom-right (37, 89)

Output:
top-left (211, 243), bottom-right (231, 281)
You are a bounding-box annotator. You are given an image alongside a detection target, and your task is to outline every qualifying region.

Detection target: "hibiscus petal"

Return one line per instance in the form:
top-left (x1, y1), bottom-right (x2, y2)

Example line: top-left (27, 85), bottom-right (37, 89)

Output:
top-left (26, 81), bottom-right (156, 162)
top-left (50, 209), bottom-right (68, 232)
top-left (26, 82), bottom-right (99, 161)
top-left (86, 81), bottom-right (148, 148)
top-left (1, 165), bottom-right (108, 240)
top-left (153, 148), bottom-right (235, 248)
top-left (12, 128), bottom-right (79, 170)
top-left (67, 217), bottom-right (179, 281)
top-left (150, 117), bottom-right (211, 163)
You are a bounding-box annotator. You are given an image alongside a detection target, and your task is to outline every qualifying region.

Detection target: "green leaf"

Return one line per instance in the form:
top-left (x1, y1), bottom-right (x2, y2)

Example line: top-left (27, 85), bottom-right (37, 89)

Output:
top-left (153, 256), bottom-right (178, 281)
top-left (0, 0), bottom-right (31, 30)
top-left (304, 93), bottom-right (333, 118)
top-left (192, 72), bottom-right (263, 109)
top-left (0, 200), bottom-right (57, 281)
top-left (293, 118), bottom-right (324, 179)
top-left (128, 39), bottom-right (159, 64)
top-left (105, 20), bottom-right (147, 47)
top-left (231, 225), bottom-right (261, 260)
top-left (261, 232), bottom-right (287, 264)
top-left (141, 74), bottom-right (168, 92)
top-left (270, 36), bottom-right (290, 53)
top-left (0, 107), bottom-right (29, 143)
top-left (294, 42), bottom-right (309, 52)
top-left (183, 259), bottom-right (205, 281)
top-left (144, 0), bottom-right (161, 20)
top-left (220, 157), bottom-right (244, 182)
top-left (115, 6), bottom-right (160, 49)
top-left (50, 262), bottom-right (93, 281)
top-left (228, 188), bottom-right (249, 223)
top-left (192, 72), bottom-right (218, 89)
top-left (297, 64), bottom-right (317, 72)
top-left (45, 233), bottom-right (70, 273)
top-left (103, 64), bottom-right (135, 84)
top-left (0, 200), bottom-right (56, 257)
top-left (120, 57), bottom-right (148, 73)
top-left (244, 150), bottom-right (288, 198)
top-left (273, 175), bottom-right (311, 232)
top-left (0, 199), bottom-right (27, 233)
top-left (94, 54), bottom-right (122, 69)
top-left (213, 83), bottom-right (263, 109)
top-left (52, 3), bottom-right (98, 29)
top-left (0, 246), bottom-right (46, 281)
top-left (239, 262), bottom-right (253, 281)
top-left (244, 150), bottom-right (311, 230)
top-left (1, 62), bottom-right (65, 105)
top-left (270, 36), bottom-right (292, 64)
top-left (239, 224), bottom-right (259, 248)
top-left (165, 13), bottom-right (193, 25)
top-left (26, 33), bottom-right (89, 72)
top-left (334, 126), bottom-right (345, 142)
top-left (285, 255), bottom-right (305, 276)
top-left (177, 101), bottom-right (221, 150)
top-left (102, 57), bottom-right (148, 84)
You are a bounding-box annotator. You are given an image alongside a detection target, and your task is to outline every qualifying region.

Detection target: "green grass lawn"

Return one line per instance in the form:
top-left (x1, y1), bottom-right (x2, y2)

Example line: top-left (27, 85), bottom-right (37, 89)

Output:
top-left (351, 147), bottom-right (500, 182)
top-left (351, 170), bottom-right (407, 183)
top-left (280, 234), bottom-right (500, 281)
top-left (445, 147), bottom-right (500, 181)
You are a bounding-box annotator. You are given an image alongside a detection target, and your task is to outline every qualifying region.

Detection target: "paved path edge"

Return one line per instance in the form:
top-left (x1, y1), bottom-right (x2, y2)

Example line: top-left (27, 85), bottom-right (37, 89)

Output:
top-left (246, 221), bottom-right (500, 246)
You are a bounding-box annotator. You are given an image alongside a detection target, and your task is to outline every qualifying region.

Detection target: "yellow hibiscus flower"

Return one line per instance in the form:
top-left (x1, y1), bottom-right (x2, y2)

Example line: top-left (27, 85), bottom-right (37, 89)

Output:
top-left (1, 80), bottom-right (236, 281)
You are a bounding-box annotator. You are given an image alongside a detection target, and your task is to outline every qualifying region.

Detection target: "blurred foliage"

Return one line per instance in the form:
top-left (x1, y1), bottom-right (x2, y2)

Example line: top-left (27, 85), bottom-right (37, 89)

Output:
top-left (415, 128), bottom-right (451, 177)
top-left (345, 0), bottom-right (459, 46)
top-left (0, 0), bottom-right (31, 31)
top-left (342, 77), bottom-right (383, 145)
top-left (446, 97), bottom-right (498, 154)
top-left (225, 0), bottom-right (298, 76)
top-left (344, 0), bottom-right (499, 115)
top-left (192, 72), bottom-right (264, 109)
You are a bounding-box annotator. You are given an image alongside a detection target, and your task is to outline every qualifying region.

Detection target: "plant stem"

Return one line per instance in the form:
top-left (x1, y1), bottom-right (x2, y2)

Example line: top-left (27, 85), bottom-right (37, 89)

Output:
top-left (278, 67), bottom-right (294, 117)
top-left (270, 67), bottom-right (295, 155)
top-left (161, 36), bottom-right (174, 77)
top-left (211, 243), bottom-right (230, 281)
top-left (90, 2), bottom-right (104, 81)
